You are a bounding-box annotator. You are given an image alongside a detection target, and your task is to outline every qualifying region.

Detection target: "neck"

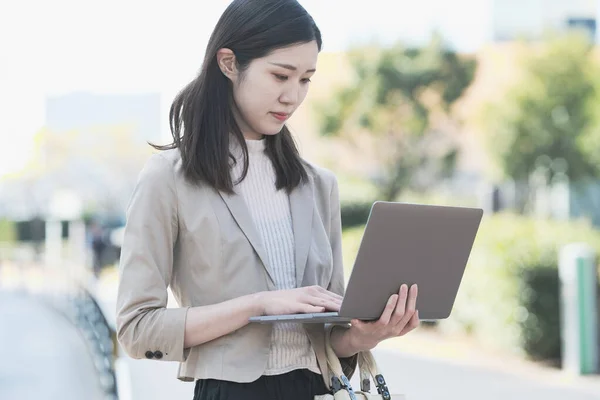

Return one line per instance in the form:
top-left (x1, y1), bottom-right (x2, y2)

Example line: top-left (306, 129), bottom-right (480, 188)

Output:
top-left (243, 133), bottom-right (264, 141)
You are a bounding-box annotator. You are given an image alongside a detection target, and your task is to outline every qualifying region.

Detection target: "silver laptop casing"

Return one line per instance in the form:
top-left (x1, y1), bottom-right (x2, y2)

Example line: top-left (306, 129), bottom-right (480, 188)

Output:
top-left (249, 201), bottom-right (483, 324)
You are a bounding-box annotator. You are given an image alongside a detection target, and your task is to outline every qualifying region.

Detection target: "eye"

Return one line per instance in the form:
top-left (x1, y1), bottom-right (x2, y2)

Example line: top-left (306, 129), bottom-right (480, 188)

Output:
top-left (273, 74), bottom-right (288, 81)
top-left (301, 78), bottom-right (312, 84)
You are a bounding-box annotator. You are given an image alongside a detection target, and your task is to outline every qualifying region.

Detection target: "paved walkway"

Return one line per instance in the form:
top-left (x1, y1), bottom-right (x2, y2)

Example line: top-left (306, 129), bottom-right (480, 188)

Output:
top-left (3, 263), bottom-right (600, 400)
top-left (372, 349), bottom-right (600, 400)
top-left (0, 290), bottom-right (106, 400)
top-left (110, 347), bottom-right (600, 400)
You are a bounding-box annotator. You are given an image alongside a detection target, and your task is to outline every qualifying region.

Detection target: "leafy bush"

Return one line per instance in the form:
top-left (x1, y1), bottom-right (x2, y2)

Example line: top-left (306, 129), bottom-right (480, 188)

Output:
top-left (518, 266), bottom-right (561, 362)
top-left (340, 201), bottom-right (373, 229)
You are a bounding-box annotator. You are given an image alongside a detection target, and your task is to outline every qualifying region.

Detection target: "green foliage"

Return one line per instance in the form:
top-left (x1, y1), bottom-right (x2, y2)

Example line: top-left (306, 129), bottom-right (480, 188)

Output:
top-left (317, 34), bottom-right (476, 201)
top-left (518, 266), bottom-right (562, 362)
top-left (0, 219), bottom-right (16, 242)
top-left (336, 174), bottom-right (379, 203)
top-left (341, 225), bottom-right (366, 277)
top-left (445, 213), bottom-right (600, 361)
top-left (340, 201), bottom-right (372, 230)
top-left (484, 33), bottom-right (600, 183)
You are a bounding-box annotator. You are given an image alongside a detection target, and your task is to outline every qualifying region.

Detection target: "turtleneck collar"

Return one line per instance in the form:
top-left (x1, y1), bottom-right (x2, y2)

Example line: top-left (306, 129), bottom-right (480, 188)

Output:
top-left (230, 135), bottom-right (266, 158)
top-left (244, 137), bottom-right (266, 154)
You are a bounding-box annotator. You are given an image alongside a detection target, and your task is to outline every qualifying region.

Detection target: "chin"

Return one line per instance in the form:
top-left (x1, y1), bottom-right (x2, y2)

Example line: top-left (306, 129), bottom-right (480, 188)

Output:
top-left (260, 125), bottom-right (285, 136)
top-left (262, 130), bottom-right (282, 137)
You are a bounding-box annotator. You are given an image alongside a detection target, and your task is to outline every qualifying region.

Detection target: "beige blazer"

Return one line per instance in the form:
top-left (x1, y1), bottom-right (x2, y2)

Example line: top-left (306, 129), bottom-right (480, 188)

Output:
top-left (115, 148), bottom-right (357, 384)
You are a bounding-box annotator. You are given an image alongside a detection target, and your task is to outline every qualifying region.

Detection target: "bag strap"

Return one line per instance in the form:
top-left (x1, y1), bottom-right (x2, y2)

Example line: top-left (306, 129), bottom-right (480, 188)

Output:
top-left (324, 329), bottom-right (392, 399)
top-left (324, 329), bottom-right (357, 396)
top-left (359, 357), bottom-right (371, 392)
top-left (358, 352), bottom-right (391, 399)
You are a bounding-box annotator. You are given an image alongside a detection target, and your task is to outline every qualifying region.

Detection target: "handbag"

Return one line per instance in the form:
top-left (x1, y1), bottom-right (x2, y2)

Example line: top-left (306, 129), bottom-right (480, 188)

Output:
top-left (314, 330), bottom-right (406, 400)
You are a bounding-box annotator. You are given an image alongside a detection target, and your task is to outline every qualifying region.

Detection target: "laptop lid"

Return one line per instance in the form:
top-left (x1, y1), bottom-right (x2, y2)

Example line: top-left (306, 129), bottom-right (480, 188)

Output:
top-left (338, 201), bottom-right (483, 321)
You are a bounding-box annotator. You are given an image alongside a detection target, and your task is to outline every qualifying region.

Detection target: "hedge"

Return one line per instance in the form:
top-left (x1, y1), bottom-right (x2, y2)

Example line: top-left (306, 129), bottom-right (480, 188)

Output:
top-left (340, 201), bottom-right (373, 230)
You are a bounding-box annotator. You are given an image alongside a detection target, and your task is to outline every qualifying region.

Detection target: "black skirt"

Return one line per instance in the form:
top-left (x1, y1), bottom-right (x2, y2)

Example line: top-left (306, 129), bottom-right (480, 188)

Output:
top-left (193, 369), bottom-right (331, 400)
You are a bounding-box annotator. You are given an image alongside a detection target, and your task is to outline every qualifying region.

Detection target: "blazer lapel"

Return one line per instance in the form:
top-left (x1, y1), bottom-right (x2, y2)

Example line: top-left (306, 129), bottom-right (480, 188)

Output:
top-left (218, 174), bottom-right (314, 290)
top-left (218, 189), bottom-right (276, 288)
top-left (289, 177), bottom-right (314, 287)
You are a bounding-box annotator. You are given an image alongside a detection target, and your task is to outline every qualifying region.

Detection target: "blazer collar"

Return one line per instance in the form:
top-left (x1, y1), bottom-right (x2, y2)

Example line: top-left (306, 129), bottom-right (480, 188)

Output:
top-left (218, 175), bottom-right (314, 289)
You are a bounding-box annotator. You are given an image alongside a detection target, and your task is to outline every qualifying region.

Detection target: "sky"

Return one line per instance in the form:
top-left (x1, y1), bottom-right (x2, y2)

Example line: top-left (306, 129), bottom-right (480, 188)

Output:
top-left (0, 0), bottom-right (492, 177)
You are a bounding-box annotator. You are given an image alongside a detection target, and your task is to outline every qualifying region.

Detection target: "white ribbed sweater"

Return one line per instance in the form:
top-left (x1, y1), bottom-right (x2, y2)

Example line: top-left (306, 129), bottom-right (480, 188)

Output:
top-left (230, 138), bottom-right (320, 375)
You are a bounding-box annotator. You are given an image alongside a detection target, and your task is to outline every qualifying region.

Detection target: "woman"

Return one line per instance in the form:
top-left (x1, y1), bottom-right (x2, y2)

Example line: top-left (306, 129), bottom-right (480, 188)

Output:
top-left (115, 1), bottom-right (420, 399)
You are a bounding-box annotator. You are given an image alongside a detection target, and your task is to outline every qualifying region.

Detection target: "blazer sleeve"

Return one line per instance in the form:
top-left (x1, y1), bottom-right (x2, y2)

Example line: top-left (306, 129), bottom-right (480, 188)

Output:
top-left (115, 153), bottom-right (190, 362)
top-left (326, 174), bottom-right (359, 378)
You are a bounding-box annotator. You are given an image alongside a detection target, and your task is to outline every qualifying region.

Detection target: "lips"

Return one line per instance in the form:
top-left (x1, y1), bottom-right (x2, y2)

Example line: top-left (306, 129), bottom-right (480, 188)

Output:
top-left (270, 112), bottom-right (289, 122)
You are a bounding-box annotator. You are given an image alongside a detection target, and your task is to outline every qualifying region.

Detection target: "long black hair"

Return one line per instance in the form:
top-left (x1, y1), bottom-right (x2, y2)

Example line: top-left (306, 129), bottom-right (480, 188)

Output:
top-left (151, 0), bottom-right (322, 194)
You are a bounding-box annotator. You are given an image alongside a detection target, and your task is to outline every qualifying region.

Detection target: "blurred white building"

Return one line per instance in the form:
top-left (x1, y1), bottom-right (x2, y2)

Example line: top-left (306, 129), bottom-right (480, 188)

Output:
top-left (0, 92), bottom-right (161, 221)
top-left (45, 92), bottom-right (162, 144)
top-left (491, 0), bottom-right (598, 42)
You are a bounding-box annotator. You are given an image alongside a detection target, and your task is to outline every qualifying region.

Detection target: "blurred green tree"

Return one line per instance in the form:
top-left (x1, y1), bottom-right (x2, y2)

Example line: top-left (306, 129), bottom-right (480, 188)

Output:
top-left (483, 33), bottom-right (600, 204)
top-left (316, 34), bottom-right (477, 201)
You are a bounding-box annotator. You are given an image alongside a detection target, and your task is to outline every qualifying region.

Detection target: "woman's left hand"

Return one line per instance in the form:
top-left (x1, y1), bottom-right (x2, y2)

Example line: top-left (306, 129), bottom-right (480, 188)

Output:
top-left (347, 284), bottom-right (420, 351)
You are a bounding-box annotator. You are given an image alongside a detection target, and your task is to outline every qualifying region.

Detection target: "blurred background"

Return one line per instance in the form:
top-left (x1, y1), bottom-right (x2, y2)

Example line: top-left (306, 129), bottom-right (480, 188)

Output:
top-left (2, 0), bottom-right (600, 399)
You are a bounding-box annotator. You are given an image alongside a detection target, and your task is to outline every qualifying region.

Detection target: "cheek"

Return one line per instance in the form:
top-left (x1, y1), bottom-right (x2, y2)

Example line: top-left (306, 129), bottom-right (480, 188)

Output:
top-left (299, 85), bottom-right (310, 104)
top-left (235, 78), bottom-right (278, 116)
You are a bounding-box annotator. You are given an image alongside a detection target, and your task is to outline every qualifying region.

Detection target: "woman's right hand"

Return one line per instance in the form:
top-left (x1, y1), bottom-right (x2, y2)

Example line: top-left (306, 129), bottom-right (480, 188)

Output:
top-left (257, 285), bottom-right (343, 316)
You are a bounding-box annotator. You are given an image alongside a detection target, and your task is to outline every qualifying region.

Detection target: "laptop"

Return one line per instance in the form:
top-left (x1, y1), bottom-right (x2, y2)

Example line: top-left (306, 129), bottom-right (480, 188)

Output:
top-left (249, 201), bottom-right (483, 324)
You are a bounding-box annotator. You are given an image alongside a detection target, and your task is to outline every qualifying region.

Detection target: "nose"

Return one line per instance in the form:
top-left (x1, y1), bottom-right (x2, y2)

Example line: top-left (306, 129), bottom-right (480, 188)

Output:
top-left (279, 82), bottom-right (301, 106)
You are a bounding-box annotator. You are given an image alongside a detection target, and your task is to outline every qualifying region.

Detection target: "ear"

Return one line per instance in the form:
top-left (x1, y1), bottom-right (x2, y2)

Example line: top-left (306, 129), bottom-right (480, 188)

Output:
top-left (216, 48), bottom-right (238, 81)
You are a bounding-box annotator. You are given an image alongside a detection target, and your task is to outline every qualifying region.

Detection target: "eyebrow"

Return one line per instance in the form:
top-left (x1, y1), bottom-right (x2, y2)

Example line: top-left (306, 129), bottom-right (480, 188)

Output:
top-left (269, 62), bottom-right (316, 73)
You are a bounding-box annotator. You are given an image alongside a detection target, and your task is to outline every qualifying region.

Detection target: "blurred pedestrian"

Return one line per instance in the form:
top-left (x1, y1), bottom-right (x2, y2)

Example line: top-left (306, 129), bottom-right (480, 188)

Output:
top-left (90, 222), bottom-right (105, 277)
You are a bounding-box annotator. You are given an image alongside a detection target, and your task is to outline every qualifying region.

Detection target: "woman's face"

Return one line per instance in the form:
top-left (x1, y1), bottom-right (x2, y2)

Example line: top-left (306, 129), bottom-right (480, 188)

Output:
top-left (227, 41), bottom-right (319, 140)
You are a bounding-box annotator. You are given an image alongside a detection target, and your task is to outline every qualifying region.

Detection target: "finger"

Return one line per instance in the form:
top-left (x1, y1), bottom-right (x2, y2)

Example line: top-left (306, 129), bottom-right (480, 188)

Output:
top-left (351, 319), bottom-right (368, 329)
top-left (324, 301), bottom-right (341, 311)
top-left (396, 283), bottom-right (409, 310)
top-left (316, 290), bottom-right (343, 305)
top-left (396, 284), bottom-right (418, 329)
top-left (399, 309), bottom-right (420, 335)
top-left (408, 284), bottom-right (418, 311)
top-left (307, 296), bottom-right (341, 311)
top-left (327, 292), bottom-right (344, 303)
top-left (377, 294), bottom-right (398, 327)
top-left (301, 304), bottom-right (326, 314)
top-left (314, 286), bottom-right (344, 301)
top-left (398, 309), bottom-right (420, 335)
top-left (307, 286), bottom-right (342, 305)
top-left (389, 284), bottom-right (408, 325)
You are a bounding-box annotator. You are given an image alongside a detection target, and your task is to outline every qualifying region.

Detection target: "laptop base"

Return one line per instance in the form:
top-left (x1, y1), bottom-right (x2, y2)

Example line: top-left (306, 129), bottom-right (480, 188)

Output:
top-left (249, 312), bottom-right (379, 324)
